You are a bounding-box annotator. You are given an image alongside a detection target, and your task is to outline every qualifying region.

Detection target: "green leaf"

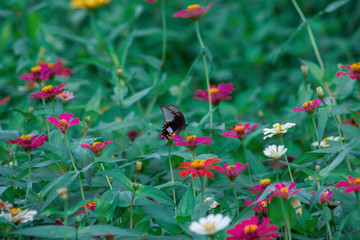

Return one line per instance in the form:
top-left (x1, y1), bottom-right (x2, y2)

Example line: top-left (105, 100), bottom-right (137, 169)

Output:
top-left (136, 184), bottom-right (176, 207)
top-left (77, 225), bottom-right (141, 238)
top-left (122, 87), bottom-right (152, 108)
top-left (317, 107), bottom-right (331, 142)
top-left (268, 197), bottom-right (297, 228)
top-left (177, 184), bottom-right (195, 217)
top-left (26, 13), bottom-right (41, 38)
top-left (106, 169), bottom-right (133, 191)
top-left (319, 149), bottom-right (350, 178)
top-left (12, 226), bottom-right (76, 238)
top-left (7, 108), bottom-right (36, 120)
top-left (300, 59), bottom-right (324, 83)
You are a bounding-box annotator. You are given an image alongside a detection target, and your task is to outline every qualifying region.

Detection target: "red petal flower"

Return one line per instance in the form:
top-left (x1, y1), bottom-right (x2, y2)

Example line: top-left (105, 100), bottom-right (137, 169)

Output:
top-left (0, 97), bottom-right (10, 105)
top-left (30, 83), bottom-right (68, 100)
top-left (270, 182), bottom-right (301, 199)
top-left (81, 140), bottom-right (113, 157)
top-left (218, 162), bottom-right (248, 181)
top-left (178, 158), bottom-right (220, 179)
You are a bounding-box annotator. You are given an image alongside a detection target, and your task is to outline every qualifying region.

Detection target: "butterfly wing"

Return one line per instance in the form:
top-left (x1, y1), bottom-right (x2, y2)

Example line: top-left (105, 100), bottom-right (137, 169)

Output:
top-left (160, 104), bottom-right (188, 137)
top-left (160, 105), bottom-right (177, 122)
top-left (166, 104), bottom-right (187, 134)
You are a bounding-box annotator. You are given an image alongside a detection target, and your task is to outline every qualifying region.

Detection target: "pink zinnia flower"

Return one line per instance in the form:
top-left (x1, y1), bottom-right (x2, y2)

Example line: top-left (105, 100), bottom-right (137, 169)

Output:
top-left (335, 176), bottom-right (360, 193)
top-left (7, 134), bottom-right (48, 153)
top-left (81, 140), bottom-right (113, 157)
top-left (178, 158), bottom-right (220, 179)
top-left (0, 96), bottom-right (10, 105)
top-left (313, 189), bottom-right (333, 203)
top-left (226, 216), bottom-right (279, 240)
top-left (222, 123), bottom-right (258, 140)
top-left (193, 82), bottom-right (234, 106)
top-left (30, 83), bottom-right (68, 100)
top-left (173, 2), bottom-right (213, 20)
top-left (293, 99), bottom-right (321, 115)
top-left (47, 113), bottom-right (80, 133)
top-left (244, 196), bottom-right (272, 217)
top-left (144, 0), bottom-right (154, 2)
top-left (270, 182), bottom-right (301, 199)
top-left (56, 92), bottom-right (74, 102)
top-left (249, 178), bottom-right (272, 194)
top-left (173, 135), bottom-right (212, 151)
top-left (336, 62), bottom-right (360, 80)
top-left (218, 162), bottom-right (248, 181)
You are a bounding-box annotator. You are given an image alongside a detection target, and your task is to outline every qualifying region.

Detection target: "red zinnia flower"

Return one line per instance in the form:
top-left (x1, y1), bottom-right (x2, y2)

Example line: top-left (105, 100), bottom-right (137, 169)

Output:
top-left (222, 123), bottom-right (258, 140)
top-left (178, 158), bottom-right (220, 178)
top-left (313, 189), bottom-right (333, 203)
top-left (342, 112), bottom-right (360, 128)
top-left (293, 99), bottom-right (321, 115)
top-left (30, 83), bottom-right (68, 100)
top-left (336, 62), bottom-right (360, 80)
top-left (173, 2), bottom-right (213, 21)
top-left (249, 179), bottom-right (272, 195)
top-left (81, 140), bottom-right (113, 157)
top-left (47, 113), bottom-right (80, 133)
top-left (76, 200), bottom-right (96, 214)
top-left (0, 97), bottom-right (10, 105)
top-left (218, 162), bottom-right (248, 181)
top-left (335, 176), bottom-right (360, 193)
top-left (226, 216), bottom-right (279, 240)
top-left (7, 134), bottom-right (48, 153)
top-left (193, 82), bottom-right (234, 106)
top-left (173, 135), bottom-right (212, 151)
top-left (270, 182), bottom-right (301, 199)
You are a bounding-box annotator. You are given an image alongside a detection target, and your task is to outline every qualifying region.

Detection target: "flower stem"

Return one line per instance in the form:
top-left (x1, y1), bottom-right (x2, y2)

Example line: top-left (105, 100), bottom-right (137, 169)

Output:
top-left (231, 181), bottom-right (239, 215)
top-left (311, 115), bottom-right (320, 150)
top-left (50, 99), bottom-right (62, 142)
top-left (280, 198), bottom-right (292, 240)
top-left (241, 140), bottom-right (252, 184)
top-left (24, 152), bottom-right (32, 206)
top-left (356, 192), bottom-right (360, 240)
top-left (330, 208), bottom-right (336, 232)
top-left (331, 113), bottom-right (351, 171)
top-left (168, 144), bottom-right (177, 213)
top-left (100, 162), bottom-right (113, 190)
top-left (160, 0), bottom-right (167, 69)
top-left (64, 199), bottom-right (68, 240)
top-left (322, 204), bottom-right (333, 240)
top-left (200, 176), bottom-right (204, 203)
top-left (192, 179), bottom-right (196, 199)
top-left (276, 162), bottom-right (280, 182)
top-left (279, 136), bottom-right (294, 183)
top-left (129, 188), bottom-right (135, 229)
top-left (195, 20), bottom-right (213, 131)
top-left (41, 98), bottom-right (51, 143)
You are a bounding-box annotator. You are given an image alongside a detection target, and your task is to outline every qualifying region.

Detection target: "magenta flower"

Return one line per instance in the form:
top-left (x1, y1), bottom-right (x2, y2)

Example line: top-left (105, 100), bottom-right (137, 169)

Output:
top-left (293, 99), bottom-right (321, 115)
top-left (313, 189), bottom-right (333, 203)
top-left (0, 97), bottom-right (10, 105)
top-left (221, 123), bottom-right (258, 140)
top-left (144, 0), bottom-right (154, 2)
top-left (248, 179), bottom-right (272, 195)
top-left (81, 140), bottom-right (113, 157)
top-left (335, 176), bottom-right (360, 193)
top-left (218, 162), bottom-right (248, 181)
top-left (336, 62), bottom-right (360, 80)
top-left (30, 83), bottom-right (68, 100)
top-left (173, 2), bottom-right (213, 20)
top-left (47, 113), bottom-right (80, 133)
top-left (193, 82), bottom-right (234, 106)
top-left (244, 196), bottom-right (272, 217)
top-left (56, 92), bottom-right (75, 103)
top-left (226, 216), bottom-right (279, 240)
top-left (173, 135), bottom-right (212, 151)
top-left (270, 182), bottom-right (301, 199)
top-left (7, 134), bottom-right (48, 153)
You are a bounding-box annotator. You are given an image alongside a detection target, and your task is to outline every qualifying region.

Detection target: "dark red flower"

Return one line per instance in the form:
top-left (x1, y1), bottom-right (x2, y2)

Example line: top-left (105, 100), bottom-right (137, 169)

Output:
top-left (178, 158), bottom-right (220, 178)
top-left (81, 140), bottom-right (113, 157)
top-left (7, 134), bottom-right (48, 152)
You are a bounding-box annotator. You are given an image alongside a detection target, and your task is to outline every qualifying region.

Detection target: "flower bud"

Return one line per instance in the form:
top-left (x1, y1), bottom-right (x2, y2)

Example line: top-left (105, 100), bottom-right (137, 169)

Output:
top-left (258, 110), bottom-right (264, 119)
top-left (316, 86), bottom-right (324, 99)
top-left (117, 69), bottom-right (123, 78)
top-left (315, 165), bottom-right (321, 172)
top-left (301, 65), bottom-right (308, 79)
top-left (28, 107), bottom-right (34, 114)
top-left (109, 177), bottom-right (113, 184)
top-left (326, 201), bottom-right (341, 210)
top-left (136, 161), bottom-right (142, 173)
top-left (133, 182), bottom-right (139, 190)
top-left (56, 187), bottom-right (68, 202)
top-left (75, 215), bottom-right (81, 226)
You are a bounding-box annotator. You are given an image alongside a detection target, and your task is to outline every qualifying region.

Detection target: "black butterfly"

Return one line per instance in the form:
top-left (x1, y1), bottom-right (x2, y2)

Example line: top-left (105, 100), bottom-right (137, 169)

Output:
top-left (160, 104), bottom-right (188, 139)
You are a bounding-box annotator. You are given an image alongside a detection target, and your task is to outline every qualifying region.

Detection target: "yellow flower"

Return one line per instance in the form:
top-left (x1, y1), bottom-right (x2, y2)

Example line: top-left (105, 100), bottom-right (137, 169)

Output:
top-left (71, 0), bottom-right (110, 9)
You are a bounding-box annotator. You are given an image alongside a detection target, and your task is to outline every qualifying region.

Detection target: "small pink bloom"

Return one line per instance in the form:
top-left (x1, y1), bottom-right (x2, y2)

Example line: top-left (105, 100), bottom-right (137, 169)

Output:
top-left (244, 196), bottom-right (272, 217)
top-left (7, 134), bottom-right (48, 152)
top-left (173, 135), bottom-right (212, 151)
top-left (194, 82), bottom-right (234, 106)
top-left (144, 0), bottom-right (154, 2)
top-left (30, 83), bottom-right (68, 100)
top-left (313, 189), bottom-right (333, 203)
top-left (221, 123), bottom-right (258, 140)
top-left (335, 176), bottom-right (360, 193)
top-left (336, 62), bottom-right (360, 80)
top-left (218, 162), bottom-right (248, 181)
top-left (293, 99), bottom-right (321, 115)
top-left (226, 216), bottom-right (279, 240)
top-left (81, 140), bottom-right (113, 157)
top-left (0, 96), bottom-right (10, 105)
top-left (47, 113), bottom-right (80, 133)
top-left (173, 2), bottom-right (213, 20)
top-left (249, 179), bottom-right (272, 194)
top-left (56, 92), bottom-right (74, 102)
top-left (270, 182), bottom-right (301, 199)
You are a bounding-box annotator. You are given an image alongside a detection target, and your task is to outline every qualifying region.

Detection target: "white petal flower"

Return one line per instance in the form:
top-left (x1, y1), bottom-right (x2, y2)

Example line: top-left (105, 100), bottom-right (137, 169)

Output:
top-left (262, 123), bottom-right (296, 140)
top-left (311, 136), bottom-right (343, 148)
top-left (204, 197), bottom-right (220, 210)
top-left (263, 145), bottom-right (288, 159)
top-left (189, 214), bottom-right (231, 236)
top-left (0, 208), bottom-right (37, 225)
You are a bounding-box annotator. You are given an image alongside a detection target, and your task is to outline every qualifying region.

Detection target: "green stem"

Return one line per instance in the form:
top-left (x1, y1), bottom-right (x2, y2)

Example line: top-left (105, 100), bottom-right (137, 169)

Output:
top-left (279, 136), bottom-right (294, 183)
top-left (11, 146), bottom-right (19, 169)
top-left (276, 161), bottom-right (279, 182)
top-left (24, 152), bottom-right (32, 206)
top-left (356, 192), bottom-right (360, 240)
top-left (231, 181), bottom-right (239, 215)
top-left (330, 208), bottom-right (336, 232)
top-left (168, 144), bottom-right (177, 213)
top-left (125, 79), bottom-right (144, 117)
top-left (291, 0), bottom-right (324, 71)
top-left (331, 113), bottom-right (351, 171)
top-left (50, 100), bottom-right (62, 142)
top-left (200, 176), bottom-right (204, 203)
top-left (280, 198), bottom-right (292, 240)
top-left (195, 20), bottom-right (213, 131)
top-left (322, 204), bottom-right (333, 240)
top-left (80, 127), bottom-right (88, 145)
top-left (41, 98), bottom-right (51, 143)
top-left (311, 115), bottom-right (320, 150)
top-left (192, 178), bottom-right (196, 199)
top-left (242, 140), bottom-right (252, 184)
top-left (129, 189), bottom-right (135, 229)
top-left (100, 163), bottom-right (113, 190)
top-left (160, 0), bottom-right (167, 68)
top-left (64, 199), bottom-right (68, 240)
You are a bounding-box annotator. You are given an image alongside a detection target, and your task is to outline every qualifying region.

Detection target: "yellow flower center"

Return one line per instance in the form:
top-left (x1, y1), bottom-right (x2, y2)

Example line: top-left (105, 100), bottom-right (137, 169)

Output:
top-left (244, 224), bottom-right (258, 234)
top-left (209, 88), bottom-right (218, 94)
top-left (259, 178), bottom-right (271, 185)
top-left (226, 165), bottom-right (235, 169)
top-left (203, 221), bottom-right (215, 232)
top-left (87, 201), bottom-right (95, 208)
top-left (273, 124), bottom-right (283, 132)
top-left (42, 85), bottom-right (53, 92)
top-left (351, 62), bottom-right (360, 72)
top-left (235, 125), bottom-right (244, 132)
top-left (187, 4), bottom-right (200, 11)
top-left (92, 142), bottom-right (101, 146)
top-left (191, 159), bottom-right (205, 169)
top-left (322, 137), bottom-right (332, 144)
top-left (10, 208), bottom-right (22, 216)
top-left (353, 178), bottom-right (360, 185)
top-left (31, 66), bottom-right (41, 72)
top-left (186, 135), bottom-right (197, 141)
top-left (280, 187), bottom-right (289, 194)
top-left (302, 100), bottom-right (314, 107)
top-left (260, 200), bottom-right (268, 206)
top-left (20, 135), bottom-right (32, 140)
top-left (308, 176), bottom-right (313, 180)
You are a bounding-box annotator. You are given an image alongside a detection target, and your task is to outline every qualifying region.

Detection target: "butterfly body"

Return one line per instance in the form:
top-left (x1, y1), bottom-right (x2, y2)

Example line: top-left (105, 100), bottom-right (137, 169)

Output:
top-left (160, 104), bottom-right (187, 139)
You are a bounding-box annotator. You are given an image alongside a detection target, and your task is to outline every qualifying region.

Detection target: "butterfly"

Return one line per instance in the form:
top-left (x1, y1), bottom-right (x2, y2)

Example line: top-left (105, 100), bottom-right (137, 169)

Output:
top-left (160, 104), bottom-right (188, 139)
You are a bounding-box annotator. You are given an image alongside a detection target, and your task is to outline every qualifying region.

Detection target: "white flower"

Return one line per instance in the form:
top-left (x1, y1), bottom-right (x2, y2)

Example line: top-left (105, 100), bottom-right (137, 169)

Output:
top-left (189, 214), bottom-right (231, 236)
top-left (205, 197), bottom-right (220, 210)
top-left (311, 136), bottom-right (342, 148)
top-left (262, 123), bottom-right (296, 140)
top-left (0, 200), bottom-right (13, 211)
top-left (263, 145), bottom-right (288, 159)
top-left (0, 208), bottom-right (37, 225)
